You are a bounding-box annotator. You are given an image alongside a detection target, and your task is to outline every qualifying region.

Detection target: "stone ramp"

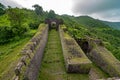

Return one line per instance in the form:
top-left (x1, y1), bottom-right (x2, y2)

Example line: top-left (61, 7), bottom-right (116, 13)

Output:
top-left (75, 37), bottom-right (120, 79)
top-left (78, 38), bottom-right (120, 77)
top-left (59, 25), bottom-right (92, 73)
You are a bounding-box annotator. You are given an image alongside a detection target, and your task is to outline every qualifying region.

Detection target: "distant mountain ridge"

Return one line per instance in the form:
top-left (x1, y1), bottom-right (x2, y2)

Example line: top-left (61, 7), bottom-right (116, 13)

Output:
top-left (61, 15), bottom-right (109, 28)
top-left (102, 21), bottom-right (120, 30)
top-left (75, 16), bottom-right (120, 30)
top-left (75, 16), bottom-right (109, 28)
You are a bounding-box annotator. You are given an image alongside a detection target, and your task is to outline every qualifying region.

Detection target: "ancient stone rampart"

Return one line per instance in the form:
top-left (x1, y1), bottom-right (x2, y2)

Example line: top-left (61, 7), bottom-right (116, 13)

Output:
top-left (59, 25), bottom-right (92, 73)
top-left (79, 38), bottom-right (120, 77)
top-left (13, 24), bottom-right (48, 80)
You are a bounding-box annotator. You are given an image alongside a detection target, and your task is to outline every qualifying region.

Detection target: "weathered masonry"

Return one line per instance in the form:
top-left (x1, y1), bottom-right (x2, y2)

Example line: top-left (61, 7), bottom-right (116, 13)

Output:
top-left (45, 18), bottom-right (63, 31)
top-left (76, 38), bottom-right (120, 79)
top-left (60, 25), bottom-right (120, 80)
top-left (59, 25), bottom-right (92, 73)
top-left (13, 24), bottom-right (48, 80)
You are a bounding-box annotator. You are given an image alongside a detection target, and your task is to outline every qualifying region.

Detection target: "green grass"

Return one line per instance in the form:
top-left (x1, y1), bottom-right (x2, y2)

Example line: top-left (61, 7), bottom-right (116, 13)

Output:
top-left (38, 29), bottom-right (89, 80)
top-left (0, 38), bottom-right (31, 80)
top-left (0, 29), bottom-right (37, 80)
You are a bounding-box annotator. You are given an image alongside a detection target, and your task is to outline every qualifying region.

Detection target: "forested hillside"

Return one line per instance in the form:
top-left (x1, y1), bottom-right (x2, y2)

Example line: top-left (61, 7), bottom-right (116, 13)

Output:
top-left (102, 21), bottom-right (120, 30)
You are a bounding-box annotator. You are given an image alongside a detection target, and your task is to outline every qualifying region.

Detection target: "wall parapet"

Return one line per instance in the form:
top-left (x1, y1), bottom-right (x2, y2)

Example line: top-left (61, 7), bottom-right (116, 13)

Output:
top-left (59, 25), bottom-right (92, 73)
top-left (13, 24), bottom-right (48, 80)
top-left (79, 38), bottom-right (120, 77)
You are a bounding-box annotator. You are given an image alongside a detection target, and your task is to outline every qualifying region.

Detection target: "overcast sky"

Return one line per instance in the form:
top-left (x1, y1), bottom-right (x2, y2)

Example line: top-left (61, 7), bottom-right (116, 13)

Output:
top-left (0, 0), bottom-right (120, 22)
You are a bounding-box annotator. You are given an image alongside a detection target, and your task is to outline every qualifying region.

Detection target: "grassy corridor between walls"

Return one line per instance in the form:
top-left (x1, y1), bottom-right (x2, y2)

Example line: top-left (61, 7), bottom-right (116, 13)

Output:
top-left (38, 29), bottom-right (89, 80)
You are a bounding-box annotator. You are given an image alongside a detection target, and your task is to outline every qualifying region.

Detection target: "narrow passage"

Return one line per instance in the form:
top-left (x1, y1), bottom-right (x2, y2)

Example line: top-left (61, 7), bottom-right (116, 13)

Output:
top-left (38, 29), bottom-right (89, 80)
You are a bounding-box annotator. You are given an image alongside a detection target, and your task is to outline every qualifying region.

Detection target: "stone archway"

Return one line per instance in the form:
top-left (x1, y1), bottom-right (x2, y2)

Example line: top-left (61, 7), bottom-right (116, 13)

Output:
top-left (45, 18), bottom-right (63, 31)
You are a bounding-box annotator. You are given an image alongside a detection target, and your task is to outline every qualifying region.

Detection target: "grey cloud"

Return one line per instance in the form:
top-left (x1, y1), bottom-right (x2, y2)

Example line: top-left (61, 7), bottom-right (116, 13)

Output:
top-left (0, 0), bottom-right (22, 8)
top-left (96, 9), bottom-right (120, 21)
top-left (73, 0), bottom-right (120, 14)
top-left (72, 0), bottom-right (120, 21)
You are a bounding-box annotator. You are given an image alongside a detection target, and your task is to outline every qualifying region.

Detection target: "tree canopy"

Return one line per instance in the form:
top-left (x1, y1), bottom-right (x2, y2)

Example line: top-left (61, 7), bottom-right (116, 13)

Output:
top-left (32, 4), bottom-right (43, 15)
top-left (7, 8), bottom-right (25, 27)
top-left (0, 3), bottom-right (6, 15)
top-left (47, 10), bottom-right (56, 19)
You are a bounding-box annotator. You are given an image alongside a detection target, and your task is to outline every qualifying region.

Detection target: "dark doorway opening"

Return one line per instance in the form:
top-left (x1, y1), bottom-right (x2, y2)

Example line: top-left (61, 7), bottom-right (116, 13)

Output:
top-left (81, 41), bottom-right (89, 53)
top-left (76, 39), bottom-right (90, 54)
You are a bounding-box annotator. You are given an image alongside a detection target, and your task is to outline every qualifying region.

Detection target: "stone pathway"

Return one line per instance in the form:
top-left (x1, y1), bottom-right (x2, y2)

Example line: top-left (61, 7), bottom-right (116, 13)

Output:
top-left (38, 30), bottom-right (89, 80)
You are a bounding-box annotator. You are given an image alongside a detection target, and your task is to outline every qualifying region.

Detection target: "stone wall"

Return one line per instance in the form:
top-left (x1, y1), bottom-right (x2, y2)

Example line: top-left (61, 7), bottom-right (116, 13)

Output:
top-left (59, 25), bottom-right (92, 73)
top-left (86, 38), bottom-right (120, 77)
top-left (96, 77), bottom-right (120, 80)
top-left (89, 68), bottom-right (108, 80)
top-left (45, 18), bottom-right (63, 31)
top-left (13, 24), bottom-right (48, 80)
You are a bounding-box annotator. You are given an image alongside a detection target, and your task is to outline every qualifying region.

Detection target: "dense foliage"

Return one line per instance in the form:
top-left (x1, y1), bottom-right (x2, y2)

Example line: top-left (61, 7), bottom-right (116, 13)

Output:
top-left (103, 21), bottom-right (120, 30)
top-left (32, 4), bottom-right (43, 16)
top-left (0, 3), bottom-right (5, 15)
top-left (0, 4), bottom-right (47, 44)
top-left (47, 10), bottom-right (56, 19)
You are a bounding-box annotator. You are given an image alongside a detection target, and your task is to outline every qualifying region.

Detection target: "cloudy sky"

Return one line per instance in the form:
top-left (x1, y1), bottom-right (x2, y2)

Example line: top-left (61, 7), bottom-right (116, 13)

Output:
top-left (0, 0), bottom-right (120, 22)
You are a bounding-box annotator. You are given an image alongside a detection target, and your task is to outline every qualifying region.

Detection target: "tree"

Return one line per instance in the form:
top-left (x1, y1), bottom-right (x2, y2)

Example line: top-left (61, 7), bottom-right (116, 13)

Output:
top-left (7, 8), bottom-right (25, 27)
top-left (32, 4), bottom-right (43, 15)
top-left (0, 3), bottom-right (6, 15)
top-left (6, 8), bottom-right (29, 36)
top-left (47, 10), bottom-right (56, 19)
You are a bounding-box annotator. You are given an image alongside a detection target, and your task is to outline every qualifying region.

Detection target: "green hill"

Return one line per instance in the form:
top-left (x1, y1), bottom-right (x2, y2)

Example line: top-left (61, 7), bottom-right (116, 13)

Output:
top-left (75, 16), bottom-right (109, 28)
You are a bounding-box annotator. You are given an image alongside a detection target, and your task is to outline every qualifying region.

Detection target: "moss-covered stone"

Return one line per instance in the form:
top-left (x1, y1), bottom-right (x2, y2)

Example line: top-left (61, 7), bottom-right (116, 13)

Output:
top-left (59, 25), bottom-right (92, 73)
top-left (87, 39), bottom-right (120, 77)
top-left (14, 23), bottom-right (48, 80)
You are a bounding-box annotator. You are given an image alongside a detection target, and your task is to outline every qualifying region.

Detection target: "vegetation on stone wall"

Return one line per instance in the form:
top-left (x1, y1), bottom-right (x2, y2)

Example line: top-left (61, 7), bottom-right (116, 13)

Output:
top-left (59, 25), bottom-right (92, 73)
top-left (14, 24), bottom-right (47, 80)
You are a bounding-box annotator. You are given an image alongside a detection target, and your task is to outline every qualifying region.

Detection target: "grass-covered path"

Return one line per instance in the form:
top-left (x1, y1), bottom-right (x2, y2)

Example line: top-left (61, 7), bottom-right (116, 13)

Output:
top-left (38, 29), bottom-right (89, 80)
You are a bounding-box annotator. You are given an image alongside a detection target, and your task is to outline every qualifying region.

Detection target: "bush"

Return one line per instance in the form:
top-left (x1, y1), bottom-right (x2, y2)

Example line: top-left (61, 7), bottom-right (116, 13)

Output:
top-left (29, 22), bottom-right (40, 29)
top-left (11, 24), bottom-right (29, 36)
top-left (19, 23), bottom-right (30, 35)
top-left (0, 24), bottom-right (29, 44)
top-left (0, 26), bottom-right (13, 43)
